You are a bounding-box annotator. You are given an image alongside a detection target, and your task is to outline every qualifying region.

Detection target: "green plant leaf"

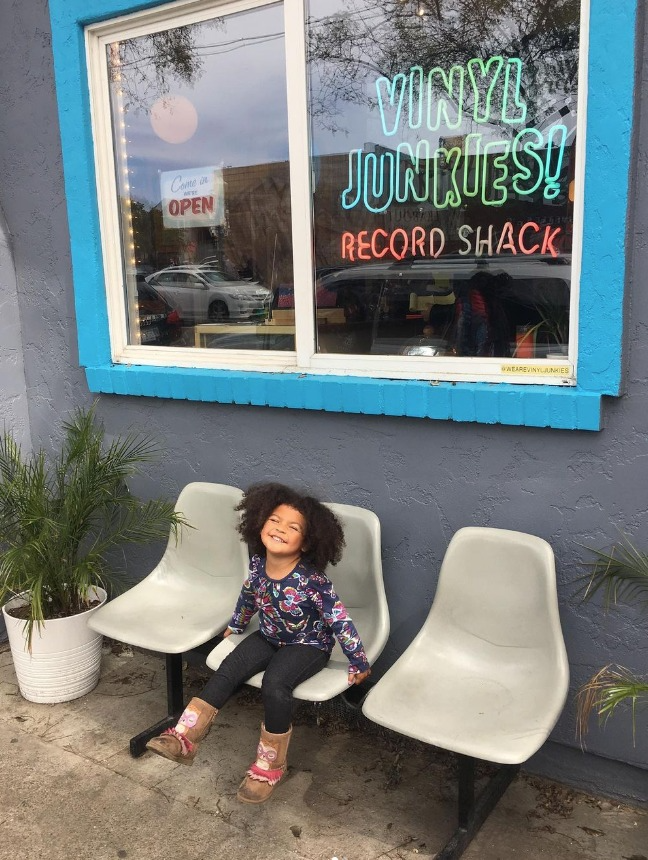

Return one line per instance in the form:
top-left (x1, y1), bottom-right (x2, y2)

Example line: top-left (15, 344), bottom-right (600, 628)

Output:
top-left (0, 403), bottom-right (189, 649)
top-left (576, 664), bottom-right (648, 744)
top-left (576, 535), bottom-right (648, 609)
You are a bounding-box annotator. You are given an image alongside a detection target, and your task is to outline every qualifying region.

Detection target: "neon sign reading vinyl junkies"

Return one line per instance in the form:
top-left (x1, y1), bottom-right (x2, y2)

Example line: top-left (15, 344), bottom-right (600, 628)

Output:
top-left (341, 57), bottom-right (571, 217)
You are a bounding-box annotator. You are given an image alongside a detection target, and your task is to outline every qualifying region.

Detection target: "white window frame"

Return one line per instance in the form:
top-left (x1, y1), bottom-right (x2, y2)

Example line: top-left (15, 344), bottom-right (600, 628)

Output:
top-left (85, 0), bottom-right (588, 387)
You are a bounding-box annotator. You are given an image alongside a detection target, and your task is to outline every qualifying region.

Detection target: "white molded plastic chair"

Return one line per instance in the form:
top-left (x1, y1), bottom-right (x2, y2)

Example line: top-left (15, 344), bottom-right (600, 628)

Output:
top-left (206, 502), bottom-right (389, 702)
top-left (362, 527), bottom-right (569, 860)
top-left (88, 482), bottom-right (249, 755)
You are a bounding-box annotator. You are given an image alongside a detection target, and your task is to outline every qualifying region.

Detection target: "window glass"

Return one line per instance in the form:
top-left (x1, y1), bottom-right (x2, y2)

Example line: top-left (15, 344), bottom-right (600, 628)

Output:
top-left (306, 0), bottom-right (579, 361)
top-left (107, 2), bottom-right (295, 351)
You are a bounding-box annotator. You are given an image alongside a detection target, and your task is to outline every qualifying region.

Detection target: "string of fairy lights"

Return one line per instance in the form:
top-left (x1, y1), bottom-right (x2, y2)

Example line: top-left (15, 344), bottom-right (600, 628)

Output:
top-left (109, 41), bottom-right (141, 345)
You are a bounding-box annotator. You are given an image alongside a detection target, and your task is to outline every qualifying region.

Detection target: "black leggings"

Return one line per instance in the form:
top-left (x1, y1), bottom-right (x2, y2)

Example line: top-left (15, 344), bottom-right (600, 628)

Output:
top-left (199, 631), bottom-right (330, 733)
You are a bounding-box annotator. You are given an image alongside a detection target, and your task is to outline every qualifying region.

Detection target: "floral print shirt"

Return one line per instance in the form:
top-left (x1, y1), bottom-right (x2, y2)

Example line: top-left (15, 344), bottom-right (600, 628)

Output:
top-left (228, 555), bottom-right (370, 675)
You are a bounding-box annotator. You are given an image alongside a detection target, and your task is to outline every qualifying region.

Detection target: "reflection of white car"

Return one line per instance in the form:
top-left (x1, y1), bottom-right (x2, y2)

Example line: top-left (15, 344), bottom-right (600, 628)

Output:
top-left (145, 266), bottom-right (272, 323)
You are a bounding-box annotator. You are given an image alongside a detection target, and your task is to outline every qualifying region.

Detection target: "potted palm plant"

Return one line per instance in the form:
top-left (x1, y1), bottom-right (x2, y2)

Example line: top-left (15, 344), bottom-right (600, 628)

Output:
top-left (513, 298), bottom-right (569, 358)
top-left (0, 404), bottom-right (184, 703)
top-left (576, 536), bottom-right (648, 740)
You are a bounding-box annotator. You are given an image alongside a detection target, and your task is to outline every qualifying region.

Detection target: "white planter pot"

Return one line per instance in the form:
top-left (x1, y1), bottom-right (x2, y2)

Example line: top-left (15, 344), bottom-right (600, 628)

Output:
top-left (2, 587), bottom-right (107, 703)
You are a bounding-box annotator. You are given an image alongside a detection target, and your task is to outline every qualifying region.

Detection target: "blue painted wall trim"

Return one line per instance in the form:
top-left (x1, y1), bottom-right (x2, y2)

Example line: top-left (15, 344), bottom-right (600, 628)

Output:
top-left (48, 0), bottom-right (637, 431)
top-left (83, 365), bottom-right (602, 431)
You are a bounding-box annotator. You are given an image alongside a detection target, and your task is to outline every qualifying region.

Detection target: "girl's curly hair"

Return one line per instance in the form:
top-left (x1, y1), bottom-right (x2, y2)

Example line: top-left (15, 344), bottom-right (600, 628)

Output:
top-left (236, 482), bottom-right (345, 570)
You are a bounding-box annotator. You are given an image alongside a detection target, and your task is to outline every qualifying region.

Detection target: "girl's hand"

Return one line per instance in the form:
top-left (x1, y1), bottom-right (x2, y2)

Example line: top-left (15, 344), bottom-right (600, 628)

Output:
top-left (348, 668), bottom-right (371, 686)
top-left (223, 628), bottom-right (233, 638)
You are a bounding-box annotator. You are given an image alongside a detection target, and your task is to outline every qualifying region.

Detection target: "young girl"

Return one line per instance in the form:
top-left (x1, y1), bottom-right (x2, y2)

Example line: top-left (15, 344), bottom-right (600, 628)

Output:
top-left (146, 482), bottom-right (371, 804)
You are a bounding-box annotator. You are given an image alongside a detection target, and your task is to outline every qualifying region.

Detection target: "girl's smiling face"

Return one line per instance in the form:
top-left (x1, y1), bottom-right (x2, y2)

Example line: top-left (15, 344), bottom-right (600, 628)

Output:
top-left (261, 504), bottom-right (307, 560)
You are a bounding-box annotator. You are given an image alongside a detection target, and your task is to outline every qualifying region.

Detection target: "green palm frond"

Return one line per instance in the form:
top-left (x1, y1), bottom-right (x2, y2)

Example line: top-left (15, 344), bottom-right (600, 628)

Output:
top-left (576, 665), bottom-right (648, 744)
top-left (576, 535), bottom-right (648, 609)
top-left (0, 402), bottom-right (188, 647)
top-left (574, 532), bottom-right (648, 743)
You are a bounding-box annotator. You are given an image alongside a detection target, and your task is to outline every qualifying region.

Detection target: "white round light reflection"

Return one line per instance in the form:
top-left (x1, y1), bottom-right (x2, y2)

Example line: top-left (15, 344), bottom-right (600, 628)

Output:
top-left (150, 95), bottom-right (198, 144)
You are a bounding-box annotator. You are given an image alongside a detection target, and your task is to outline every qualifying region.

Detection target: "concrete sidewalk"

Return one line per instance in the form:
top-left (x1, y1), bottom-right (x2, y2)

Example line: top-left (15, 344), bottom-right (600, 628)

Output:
top-left (0, 641), bottom-right (646, 860)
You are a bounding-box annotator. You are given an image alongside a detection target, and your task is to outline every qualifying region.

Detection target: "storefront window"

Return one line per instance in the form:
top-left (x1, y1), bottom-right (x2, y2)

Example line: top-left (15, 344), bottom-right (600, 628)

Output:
top-left (107, 3), bottom-right (295, 352)
top-left (307, 0), bottom-right (578, 362)
top-left (47, 0), bottom-right (635, 427)
top-left (94, 0), bottom-right (581, 380)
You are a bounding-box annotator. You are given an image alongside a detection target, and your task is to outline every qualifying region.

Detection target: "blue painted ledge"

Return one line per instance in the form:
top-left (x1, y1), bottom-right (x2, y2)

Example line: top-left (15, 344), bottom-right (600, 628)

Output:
top-left (85, 365), bottom-right (603, 431)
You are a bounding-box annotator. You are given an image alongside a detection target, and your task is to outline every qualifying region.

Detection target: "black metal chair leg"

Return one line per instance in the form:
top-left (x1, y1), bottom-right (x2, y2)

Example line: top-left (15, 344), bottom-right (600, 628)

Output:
top-left (457, 754), bottom-right (475, 829)
top-left (436, 755), bottom-right (520, 860)
top-left (129, 653), bottom-right (185, 758)
top-left (165, 652), bottom-right (185, 714)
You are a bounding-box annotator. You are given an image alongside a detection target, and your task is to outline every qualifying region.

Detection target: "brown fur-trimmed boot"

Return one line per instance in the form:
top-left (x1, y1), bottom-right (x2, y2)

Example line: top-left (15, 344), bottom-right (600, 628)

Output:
top-left (237, 724), bottom-right (293, 804)
top-left (146, 697), bottom-right (218, 765)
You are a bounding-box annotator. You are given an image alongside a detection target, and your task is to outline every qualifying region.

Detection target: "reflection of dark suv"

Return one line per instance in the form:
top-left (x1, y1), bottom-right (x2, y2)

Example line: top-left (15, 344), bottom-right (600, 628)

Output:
top-left (310, 256), bottom-right (571, 357)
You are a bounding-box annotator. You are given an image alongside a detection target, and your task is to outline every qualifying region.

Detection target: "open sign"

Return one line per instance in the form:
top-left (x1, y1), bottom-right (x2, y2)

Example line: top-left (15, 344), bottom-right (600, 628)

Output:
top-left (161, 166), bottom-right (224, 228)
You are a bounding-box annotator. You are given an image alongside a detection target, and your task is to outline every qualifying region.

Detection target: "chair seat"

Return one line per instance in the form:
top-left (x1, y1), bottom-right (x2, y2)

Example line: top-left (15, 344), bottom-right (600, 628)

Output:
top-left (205, 605), bottom-right (380, 702)
top-left (86, 482), bottom-right (249, 757)
top-left (362, 527), bottom-right (570, 766)
top-left (362, 642), bottom-right (566, 765)
top-left (361, 527), bottom-right (569, 859)
top-left (88, 561), bottom-right (243, 654)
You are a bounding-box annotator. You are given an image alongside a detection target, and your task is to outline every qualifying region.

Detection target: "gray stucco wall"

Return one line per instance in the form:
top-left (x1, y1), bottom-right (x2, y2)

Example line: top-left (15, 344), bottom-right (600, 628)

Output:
top-left (0, 209), bottom-right (30, 448)
top-left (0, 0), bottom-right (646, 803)
top-left (0, 200), bottom-right (31, 644)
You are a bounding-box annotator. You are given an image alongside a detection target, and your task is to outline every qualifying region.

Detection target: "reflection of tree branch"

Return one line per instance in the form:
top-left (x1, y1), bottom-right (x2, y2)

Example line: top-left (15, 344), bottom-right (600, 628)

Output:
top-left (110, 21), bottom-right (223, 114)
top-left (308, 0), bottom-right (579, 134)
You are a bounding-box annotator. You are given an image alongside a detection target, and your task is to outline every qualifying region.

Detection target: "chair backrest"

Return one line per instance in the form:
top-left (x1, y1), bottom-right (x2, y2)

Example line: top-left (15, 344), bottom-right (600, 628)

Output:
top-left (428, 527), bottom-right (567, 660)
top-left (162, 482), bottom-right (248, 580)
top-left (318, 502), bottom-right (389, 663)
top-left (323, 502), bottom-right (384, 610)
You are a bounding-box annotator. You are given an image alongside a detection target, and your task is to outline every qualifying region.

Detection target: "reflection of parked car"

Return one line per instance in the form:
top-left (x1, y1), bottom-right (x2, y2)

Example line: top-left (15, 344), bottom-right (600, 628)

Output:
top-left (145, 266), bottom-right (272, 324)
top-left (271, 256), bottom-right (571, 357)
top-left (136, 283), bottom-right (183, 346)
top-left (198, 256), bottom-right (571, 357)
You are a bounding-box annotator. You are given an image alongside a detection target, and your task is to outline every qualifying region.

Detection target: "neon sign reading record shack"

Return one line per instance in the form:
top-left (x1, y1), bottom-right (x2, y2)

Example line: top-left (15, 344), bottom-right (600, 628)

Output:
top-left (340, 57), bottom-right (570, 262)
